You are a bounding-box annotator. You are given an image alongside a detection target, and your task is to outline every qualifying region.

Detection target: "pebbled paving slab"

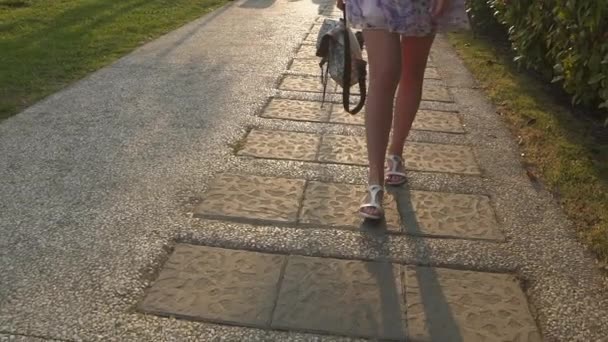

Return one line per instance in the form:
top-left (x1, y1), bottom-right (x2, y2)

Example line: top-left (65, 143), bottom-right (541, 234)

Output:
top-left (260, 98), bottom-right (463, 132)
top-left (272, 256), bottom-right (406, 340)
top-left (290, 57), bottom-right (459, 77)
top-left (139, 245), bottom-right (285, 327)
top-left (238, 129), bottom-right (480, 174)
top-left (278, 75), bottom-right (337, 93)
top-left (288, 58), bottom-right (324, 74)
top-left (405, 266), bottom-right (542, 341)
top-left (279, 75), bottom-right (446, 101)
top-left (238, 129), bottom-right (320, 162)
top-left (421, 84), bottom-right (453, 102)
top-left (261, 98), bottom-right (330, 122)
top-left (391, 187), bottom-right (503, 240)
top-left (329, 106), bottom-right (464, 133)
top-left (299, 181), bottom-right (401, 232)
top-left (194, 174), bottom-right (305, 223)
top-left (316, 134), bottom-right (481, 174)
top-left (139, 245), bottom-right (539, 341)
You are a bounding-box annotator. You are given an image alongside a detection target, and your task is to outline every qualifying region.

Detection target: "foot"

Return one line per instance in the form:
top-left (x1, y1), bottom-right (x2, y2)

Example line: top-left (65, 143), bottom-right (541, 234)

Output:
top-left (359, 185), bottom-right (384, 220)
top-left (385, 155), bottom-right (407, 186)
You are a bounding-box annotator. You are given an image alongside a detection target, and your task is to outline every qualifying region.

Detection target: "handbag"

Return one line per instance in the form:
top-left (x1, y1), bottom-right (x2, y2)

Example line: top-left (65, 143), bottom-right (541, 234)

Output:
top-left (315, 11), bottom-right (367, 114)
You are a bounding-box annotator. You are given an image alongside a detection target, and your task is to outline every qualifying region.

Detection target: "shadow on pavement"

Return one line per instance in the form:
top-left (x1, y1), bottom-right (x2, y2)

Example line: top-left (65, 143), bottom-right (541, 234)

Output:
top-left (390, 185), bottom-right (464, 341)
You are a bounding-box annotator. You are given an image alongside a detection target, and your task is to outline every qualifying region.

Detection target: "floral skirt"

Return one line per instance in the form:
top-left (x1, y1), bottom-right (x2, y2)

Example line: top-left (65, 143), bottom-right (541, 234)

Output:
top-left (345, 0), bottom-right (470, 36)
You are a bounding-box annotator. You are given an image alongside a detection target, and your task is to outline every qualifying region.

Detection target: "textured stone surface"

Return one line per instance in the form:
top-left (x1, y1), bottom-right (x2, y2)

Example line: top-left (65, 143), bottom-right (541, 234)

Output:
top-left (329, 107), bottom-right (464, 133)
top-left (273, 256), bottom-right (406, 340)
top-left (405, 266), bottom-right (542, 341)
top-left (422, 84), bottom-right (453, 102)
top-left (296, 44), bottom-right (318, 59)
top-left (317, 134), bottom-right (368, 165)
top-left (328, 104), bottom-right (365, 125)
top-left (412, 110), bottom-right (465, 133)
top-left (304, 32), bottom-right (317, 43)
top-left (238, 129), bottom-right (320, 161)
top-left (392, 188), bottom-right (502, 240)
top-left (425, 67), bottom-right (441, 79)
top-left (139, 245), bottom-right (285, 327)
top-left (279, 75), bottom-right (336, 93)
top-left (318, 134), bottom-right (480, 174)
top-left (261, 98), bottom-right (329, 122)
top-left (289, 58), bottom-right (324, 75)
top-left (300, 181), bottom-right (401, 232)
top-left (406, 142), bottom-right (480, 175)
top-left (195, 174), bottom-right (305, 223)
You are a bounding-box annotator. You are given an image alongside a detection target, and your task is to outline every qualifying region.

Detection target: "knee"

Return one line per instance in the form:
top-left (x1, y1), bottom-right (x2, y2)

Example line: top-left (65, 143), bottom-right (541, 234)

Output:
top-left (369, 66), bottom-right (400, 92)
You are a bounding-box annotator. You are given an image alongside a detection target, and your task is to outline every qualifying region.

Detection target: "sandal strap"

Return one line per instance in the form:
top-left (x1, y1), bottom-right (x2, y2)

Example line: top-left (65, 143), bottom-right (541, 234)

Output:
top-left (386, 155), bottom-right (406, 176)
top-left (359, 185), bottom-right (384, 211)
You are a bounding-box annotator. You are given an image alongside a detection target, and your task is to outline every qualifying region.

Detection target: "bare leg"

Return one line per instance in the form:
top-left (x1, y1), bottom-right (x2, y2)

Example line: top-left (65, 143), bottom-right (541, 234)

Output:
top-left (360, 29), bottom-right (401, 217)
top-left (386, 35), bottom-right (435, 183)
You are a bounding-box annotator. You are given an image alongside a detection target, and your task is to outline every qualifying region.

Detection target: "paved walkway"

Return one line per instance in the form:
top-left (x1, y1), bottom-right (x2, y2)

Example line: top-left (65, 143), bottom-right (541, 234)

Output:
top-left (1, 0), bottom-right (607, 341)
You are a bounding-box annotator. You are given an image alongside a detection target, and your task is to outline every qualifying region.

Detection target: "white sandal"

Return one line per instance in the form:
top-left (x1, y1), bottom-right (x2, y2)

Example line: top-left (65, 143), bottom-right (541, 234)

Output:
top-left (359, 185), bottom-right (384, 220)
top-left (385, 155), bottom-right (407, 186)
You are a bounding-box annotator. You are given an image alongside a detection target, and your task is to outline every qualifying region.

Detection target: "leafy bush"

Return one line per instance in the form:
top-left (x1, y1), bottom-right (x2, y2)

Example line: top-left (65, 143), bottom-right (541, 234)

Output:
top-left (466, 0), bottom-right (608, 113)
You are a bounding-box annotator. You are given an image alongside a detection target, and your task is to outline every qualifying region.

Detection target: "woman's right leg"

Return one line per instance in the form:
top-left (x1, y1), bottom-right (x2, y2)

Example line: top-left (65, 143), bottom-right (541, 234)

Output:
top-left (360, 29), bottom-right (401, 217)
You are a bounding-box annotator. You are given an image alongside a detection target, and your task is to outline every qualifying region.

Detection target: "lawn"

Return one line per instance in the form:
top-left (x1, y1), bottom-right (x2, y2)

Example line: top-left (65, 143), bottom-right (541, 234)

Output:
top-left (0, 0), bottom-right (227, 120)
top-left (448, 32), bottom-right (608, 269)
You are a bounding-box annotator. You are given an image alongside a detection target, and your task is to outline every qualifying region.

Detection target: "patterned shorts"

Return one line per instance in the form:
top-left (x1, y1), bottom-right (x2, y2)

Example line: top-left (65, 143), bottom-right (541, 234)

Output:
top-left (345, 0), bottom-right (470, 36)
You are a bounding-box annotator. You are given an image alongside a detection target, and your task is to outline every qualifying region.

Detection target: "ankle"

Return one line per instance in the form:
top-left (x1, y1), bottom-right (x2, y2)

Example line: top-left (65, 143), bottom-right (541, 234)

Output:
top-left (387, 145), bottom-right (404, 157)
top-left (368, 166), bottom-right (384, 185)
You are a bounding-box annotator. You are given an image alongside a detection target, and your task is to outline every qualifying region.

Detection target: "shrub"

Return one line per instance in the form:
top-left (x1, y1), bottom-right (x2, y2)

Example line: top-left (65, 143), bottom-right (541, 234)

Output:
top-left (466, 0), bottom-right (608, 114)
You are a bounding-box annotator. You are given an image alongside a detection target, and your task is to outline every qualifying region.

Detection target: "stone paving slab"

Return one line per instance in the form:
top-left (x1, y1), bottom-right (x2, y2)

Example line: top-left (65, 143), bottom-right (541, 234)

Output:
top-left (330, 107), bottom-right (464, 133)
top-left (140, 246), bottom-right (539, 340)
top-left (280, 76), bottom-right (450, 102)
top-left (317, 134), bottom-right (368, 165)
top-left (317, 134), bottom-right (481, 174)
top-left (238, 129), bottom-right (320, 161)
top-left (405, 266), bottom-right (542, 341)
top-left (295, 44), bottom-right (318, 59)
top-left (288, 57), bottom-right (438, 80)
top-left (296, 43), bottom-right (368, 60)
top-left (424, 67), bottom-right (441, 79)
top-left (405, 141), bottom-right (480, 174)
top-left (299, 181), bottom-right (401, 232)
top-left (261, 98), bottom-right (330, 122)
top-left (278, 75), bottom-right (337, 93)
top-left (288, 58), bottom-right (323, 74)
top-left (139, 245), bottom-right (285, 327)
top-left (260, 98), bottom-right (463, 133)
top-left (194, 174), bottom-right (306, 223)
top-left (238, 130), bottom-right (479, 174)
top-left (422, 84), bottom-right (453, 102)
top-left (272, 256), bottom-right (406, 340)
top-left (194, 174), bottom-right (497, 239)
top-left (390, 187), bottom-right (503, 240)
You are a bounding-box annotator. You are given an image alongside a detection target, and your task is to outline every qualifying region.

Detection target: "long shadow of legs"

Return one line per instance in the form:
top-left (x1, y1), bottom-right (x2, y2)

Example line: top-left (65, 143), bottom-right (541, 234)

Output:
top-left (388, 185), bottom-right (464, 341)
top-left (359, 229), bottom-right (407, 340)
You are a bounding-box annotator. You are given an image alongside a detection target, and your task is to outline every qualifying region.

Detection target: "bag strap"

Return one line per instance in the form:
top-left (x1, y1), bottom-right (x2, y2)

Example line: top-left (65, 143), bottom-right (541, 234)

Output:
top-left (342, 11), bottom-right (366, 115)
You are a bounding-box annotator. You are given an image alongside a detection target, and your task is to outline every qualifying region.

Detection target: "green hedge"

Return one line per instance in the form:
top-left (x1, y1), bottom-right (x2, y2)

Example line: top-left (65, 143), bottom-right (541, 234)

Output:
top-left (467, 0), bottom-right (608, 113)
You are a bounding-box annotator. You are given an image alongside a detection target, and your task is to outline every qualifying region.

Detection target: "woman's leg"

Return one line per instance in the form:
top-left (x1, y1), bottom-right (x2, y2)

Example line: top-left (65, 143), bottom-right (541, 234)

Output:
top-left (360, 29), bottom-right (401, 216)
top-left (386, 35), bottom-right (435, 183)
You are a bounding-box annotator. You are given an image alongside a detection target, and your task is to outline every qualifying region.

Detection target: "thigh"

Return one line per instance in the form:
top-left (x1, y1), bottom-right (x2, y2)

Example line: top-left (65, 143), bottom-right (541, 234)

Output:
top-left (399, 35), bottom-right (435, 82)
top-left (363, 30), bottom-right (401, 78)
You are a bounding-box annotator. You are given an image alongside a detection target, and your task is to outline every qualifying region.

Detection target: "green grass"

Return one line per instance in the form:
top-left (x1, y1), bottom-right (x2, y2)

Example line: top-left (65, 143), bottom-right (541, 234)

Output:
top-left (448, 32), bottom-right (608, 269)
top-left (0, 0), bottom-right (227, 120)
